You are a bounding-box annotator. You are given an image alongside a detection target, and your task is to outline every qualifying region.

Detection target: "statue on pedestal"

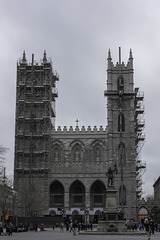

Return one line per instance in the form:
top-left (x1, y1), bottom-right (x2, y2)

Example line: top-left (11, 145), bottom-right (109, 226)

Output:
top-left (118, 210), bottom-right (126, 220)
top-left (99, 211), bottom-right (106, 220)
top-left (106, 164), bottom-right (118, 187)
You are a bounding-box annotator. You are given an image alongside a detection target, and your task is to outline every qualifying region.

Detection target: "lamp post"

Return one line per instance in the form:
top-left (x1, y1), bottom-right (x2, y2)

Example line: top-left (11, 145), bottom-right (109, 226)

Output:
top-left (61, 209), bottom-right (66, 224)
top-left (85, 209), bottom-right (89, 225)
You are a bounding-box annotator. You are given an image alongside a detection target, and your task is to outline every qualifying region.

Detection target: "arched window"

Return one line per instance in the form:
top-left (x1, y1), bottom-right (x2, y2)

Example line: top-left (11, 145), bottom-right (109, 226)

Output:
top-left (118, 113), bottom-right (125, 132)
top-left (74, 186), bottom-right (83, 204)
top-left (118, 142), bottom-right (126, 166)
top-left (50, 181), bottom-right (64, 207)
top-left (119, 185), bottom-right (126, 206)
top-left (69, 181), bottom-right (85, 208)
top-left (94, 186), bottom-right (103, 204)
top-left (90, 181), bottom-right (106, 208)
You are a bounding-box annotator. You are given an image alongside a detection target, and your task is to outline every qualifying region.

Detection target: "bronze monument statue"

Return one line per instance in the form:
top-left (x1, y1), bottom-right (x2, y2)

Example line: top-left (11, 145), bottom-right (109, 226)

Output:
top-left (106, 164), bottom-right (118, 187)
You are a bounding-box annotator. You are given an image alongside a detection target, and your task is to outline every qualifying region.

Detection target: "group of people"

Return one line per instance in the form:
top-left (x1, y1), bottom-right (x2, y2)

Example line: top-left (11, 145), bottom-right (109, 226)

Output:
top-left (144, 218), bottom-right (158, 239)
top-left (143, 218), bottom-right (160, 234)
top-left (0, 223), bottom-right (13, 236)
top-left (59, 220), bottom-right (80, 235)
top-left (126, 218), bottom-right (160, 240)
top-left (57, 220), bottom-right (93, 235)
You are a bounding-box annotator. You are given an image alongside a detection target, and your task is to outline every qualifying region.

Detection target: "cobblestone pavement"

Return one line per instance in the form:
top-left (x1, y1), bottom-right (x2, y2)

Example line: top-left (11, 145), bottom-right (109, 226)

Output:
top-left (1, 229), bottom-right (160, 240)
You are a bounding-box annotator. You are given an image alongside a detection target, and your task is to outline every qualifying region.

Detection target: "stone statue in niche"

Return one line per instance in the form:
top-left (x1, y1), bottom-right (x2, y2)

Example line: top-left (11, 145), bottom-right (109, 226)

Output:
top-left (75, 148), bottom-right (81, 161)
top-left (95, 148), bottom-right (100, 161)
top-left (54, 148), bottom-right (59, 161)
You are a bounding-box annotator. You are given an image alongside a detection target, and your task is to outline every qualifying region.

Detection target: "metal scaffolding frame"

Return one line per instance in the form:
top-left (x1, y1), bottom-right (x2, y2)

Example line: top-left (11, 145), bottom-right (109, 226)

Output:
top-left (14, 52), bottom-right (59, 181)
top-left (134, 88), bottom-right (146, 198)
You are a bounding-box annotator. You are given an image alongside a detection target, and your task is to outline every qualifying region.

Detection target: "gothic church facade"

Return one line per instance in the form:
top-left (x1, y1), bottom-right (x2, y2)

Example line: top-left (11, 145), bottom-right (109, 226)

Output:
top-left (14, 49), bottom-right (145, 222)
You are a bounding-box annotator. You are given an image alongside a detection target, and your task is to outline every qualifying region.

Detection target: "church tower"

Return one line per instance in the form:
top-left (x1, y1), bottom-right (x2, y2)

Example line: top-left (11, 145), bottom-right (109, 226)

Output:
top-left (14, 52), bottom-right (59, 216)
top-left (105, 48), bottom-right (145, 219)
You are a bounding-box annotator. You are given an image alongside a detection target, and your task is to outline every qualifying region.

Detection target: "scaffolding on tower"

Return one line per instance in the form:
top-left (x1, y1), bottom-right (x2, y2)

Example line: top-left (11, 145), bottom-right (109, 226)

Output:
top-left (134, 88), bottom-right (146, 198)
top-left (14, 51), bottom-right (59, 183)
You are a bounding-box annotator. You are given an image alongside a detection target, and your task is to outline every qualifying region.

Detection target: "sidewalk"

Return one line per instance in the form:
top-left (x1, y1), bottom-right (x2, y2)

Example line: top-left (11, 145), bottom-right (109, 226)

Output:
top-left (2, 228), bottom-right (160, 240)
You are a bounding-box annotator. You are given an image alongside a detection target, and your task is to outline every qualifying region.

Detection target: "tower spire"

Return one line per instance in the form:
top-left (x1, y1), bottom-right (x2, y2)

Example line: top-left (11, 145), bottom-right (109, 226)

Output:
top-left (43, 50), bottom-right (47, 63)
top-left (107, 49), bottom-right (112, 69)
top-left (118, 47), bottom-right (122, 76)
top-left (129, 48), bottom-right (133, 69)
top-left (108, 49), bottom-right (112, 60)
top-left (129, 48), bottom-right (133, 59)
top-left (22, 50), bottom-right (27, 63)
top-left (119, 47), bottom-right (121, 65)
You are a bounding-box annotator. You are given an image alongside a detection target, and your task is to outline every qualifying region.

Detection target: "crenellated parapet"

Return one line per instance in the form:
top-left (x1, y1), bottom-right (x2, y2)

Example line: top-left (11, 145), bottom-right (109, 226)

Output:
top-left (108, 61), bottom-right (133, 71)
top-left (52, 126), bottom-right (108, 134)
top-left (107, 48), bottom-right (133, 71)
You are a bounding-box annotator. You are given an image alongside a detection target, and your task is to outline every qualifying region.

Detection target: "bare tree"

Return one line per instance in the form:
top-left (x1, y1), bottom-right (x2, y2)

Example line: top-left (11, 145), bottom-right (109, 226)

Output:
top-left (0, 146), bottom-right (14, 226)
top-left (19, 179), bottom-right (45, 222)
top-left (0, 167), bottom-right (14, 225)
top-left (0, 145), bottom-right (7, 162)
top-left (0, 146), bottom-right (8, 178)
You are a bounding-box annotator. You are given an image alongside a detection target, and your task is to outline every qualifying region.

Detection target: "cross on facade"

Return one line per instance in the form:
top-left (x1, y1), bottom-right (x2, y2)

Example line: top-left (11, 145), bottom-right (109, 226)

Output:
top-left (76, 119), bottom-right (79, 127)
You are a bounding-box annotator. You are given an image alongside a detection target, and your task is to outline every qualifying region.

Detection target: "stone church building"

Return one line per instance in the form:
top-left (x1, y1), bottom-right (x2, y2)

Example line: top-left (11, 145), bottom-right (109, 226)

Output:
top-left (14, 48), bottom-right (145, 222)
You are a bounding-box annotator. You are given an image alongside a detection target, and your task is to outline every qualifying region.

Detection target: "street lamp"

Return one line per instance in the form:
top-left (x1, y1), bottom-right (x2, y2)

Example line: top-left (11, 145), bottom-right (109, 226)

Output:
top-left (61, 209), bottom-right (66, 223)
top-left (85, 209), bottom-right (89, 225)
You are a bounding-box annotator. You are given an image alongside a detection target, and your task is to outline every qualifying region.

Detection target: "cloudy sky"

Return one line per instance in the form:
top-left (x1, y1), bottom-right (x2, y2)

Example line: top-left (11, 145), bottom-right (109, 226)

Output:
top-left (0, 0), bottom-right (160, 198)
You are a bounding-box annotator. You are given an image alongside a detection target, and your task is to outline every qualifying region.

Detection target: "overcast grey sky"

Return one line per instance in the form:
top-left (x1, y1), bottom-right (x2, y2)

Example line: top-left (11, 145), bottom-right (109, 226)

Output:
top-left (0, 0), bottom-right (159, 198)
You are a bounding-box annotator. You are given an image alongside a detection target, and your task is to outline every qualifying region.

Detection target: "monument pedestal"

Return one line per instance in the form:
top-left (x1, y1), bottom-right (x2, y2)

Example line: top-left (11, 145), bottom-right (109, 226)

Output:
top-left (97, 187), bottom-right (127, 232)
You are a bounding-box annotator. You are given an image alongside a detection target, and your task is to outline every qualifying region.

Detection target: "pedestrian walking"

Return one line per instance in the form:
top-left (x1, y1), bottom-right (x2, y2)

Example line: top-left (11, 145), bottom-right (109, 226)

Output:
top-left (66, 222), bottom-right (69, 231)
top-left (60, 222), bottom-right (64, 232)
top-left (69, 221), bottom-right (73, 232)
top-left (33, 223), bottom-right (37, 232)
top-left (8, 223), bottom-right (13, 236)
top-left (73, 221), bottom-right (77, 236)
top-left (144, 218), bottom-right (151, 240)
top-left (40, 223), bottom-right (44, 231)
top-left (90, 223), bottom-right (93, 231)
top-left (150, 219), bottom-right (155, 234)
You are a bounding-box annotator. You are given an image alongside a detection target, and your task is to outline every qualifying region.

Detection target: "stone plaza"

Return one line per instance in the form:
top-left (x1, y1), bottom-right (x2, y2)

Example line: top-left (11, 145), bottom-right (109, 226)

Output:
top-left (3, 228), bottom-right (160, 240)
